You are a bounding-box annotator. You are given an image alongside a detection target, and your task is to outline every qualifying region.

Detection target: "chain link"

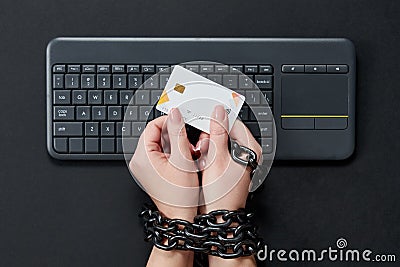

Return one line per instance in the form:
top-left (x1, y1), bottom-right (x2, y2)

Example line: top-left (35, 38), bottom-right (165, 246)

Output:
top-left (139, 204), bottom-right (263, 259)
top-left (230, 140), bottom-right (259, 177)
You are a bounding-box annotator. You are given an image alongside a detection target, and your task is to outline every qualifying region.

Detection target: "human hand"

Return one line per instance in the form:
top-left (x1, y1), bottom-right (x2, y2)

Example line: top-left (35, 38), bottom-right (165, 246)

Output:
top-left (197, 105), bottom-right (262, 213)
top-left (129, 108), bottom-right (199, 221)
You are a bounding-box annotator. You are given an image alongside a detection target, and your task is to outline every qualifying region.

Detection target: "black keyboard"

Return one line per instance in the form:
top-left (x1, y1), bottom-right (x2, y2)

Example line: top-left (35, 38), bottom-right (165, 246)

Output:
top-left (47, 38), bottom-right (356, 160)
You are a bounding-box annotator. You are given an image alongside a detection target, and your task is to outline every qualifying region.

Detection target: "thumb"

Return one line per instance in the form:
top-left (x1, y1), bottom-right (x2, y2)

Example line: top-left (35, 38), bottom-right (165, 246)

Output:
top-left (209, 105), bottom-right (229, 154)
top-left (166, 108), bottom-right (192, 161)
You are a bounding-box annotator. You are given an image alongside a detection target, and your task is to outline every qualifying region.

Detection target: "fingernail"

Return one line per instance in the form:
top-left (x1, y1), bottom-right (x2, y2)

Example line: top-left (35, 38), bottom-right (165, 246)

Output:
top-left (213, 105), bottom-right (226, 122)
top-left (170, 108), bottom-right (182, 124)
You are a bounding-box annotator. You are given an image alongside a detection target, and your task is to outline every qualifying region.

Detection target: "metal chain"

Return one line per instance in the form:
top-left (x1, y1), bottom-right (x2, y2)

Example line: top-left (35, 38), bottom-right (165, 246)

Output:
top-left (139, 204), bottom-right (263, 259)
top-left (230, 140), bottom-right (259, 177)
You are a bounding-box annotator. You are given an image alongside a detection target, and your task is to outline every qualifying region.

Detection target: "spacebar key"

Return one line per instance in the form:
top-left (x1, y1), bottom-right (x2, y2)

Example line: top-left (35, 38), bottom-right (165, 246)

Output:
top-left (54, 122), bottom-right (83, 136)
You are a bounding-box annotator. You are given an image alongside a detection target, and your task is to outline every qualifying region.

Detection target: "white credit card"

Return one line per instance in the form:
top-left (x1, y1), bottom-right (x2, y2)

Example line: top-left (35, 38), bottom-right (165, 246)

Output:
top-left (156, 65), bottom-right (245, 133)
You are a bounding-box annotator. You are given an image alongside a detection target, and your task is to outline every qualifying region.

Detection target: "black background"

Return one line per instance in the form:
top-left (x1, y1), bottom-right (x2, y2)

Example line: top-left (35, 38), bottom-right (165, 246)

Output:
top-left (0, 0), bottom-right (399, 266)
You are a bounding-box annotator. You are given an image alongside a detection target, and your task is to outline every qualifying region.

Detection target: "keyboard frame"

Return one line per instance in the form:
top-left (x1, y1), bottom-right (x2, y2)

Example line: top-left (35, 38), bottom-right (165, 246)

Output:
top-left (47, 37), bottom-right (356, 160)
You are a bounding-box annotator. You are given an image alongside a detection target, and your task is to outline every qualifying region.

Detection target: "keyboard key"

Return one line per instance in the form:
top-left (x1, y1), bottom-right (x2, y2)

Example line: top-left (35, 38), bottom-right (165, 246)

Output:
top-left (207, 74), bottom-right (222, 84)
top-left (120, 90), bottom-right (133, 105)
top-left (124, 106), bottom-right (138, 121)
top-left (85, 122), bottom-right (99, 136)
top-left (113, 74), bottom-right (127, 89)
top-left (127, 65), bottom-right (140, 73)
top-left (81, 74), bottom-right (95, 89)
top-left (282, 65), bottom-right (304, 73)
top-left (97, 65), bottom-right (110, 73)
top-left (101, 138), bottom-right (115, 153)
top-left (261, 138), bottom-right (273, 154)
top-left (54, 122), bottom-right (82, 136)
top-left (239, 106), bottom-right (249, 121)
top-left (185, 65), bottom-right (199, 73)
top-left (215, 65), bottom-right (229, 73)
top-left (239, 76), bottom-right (253, 89)
top-left (53, 138), bottom-right (67, 152)
top-left (101, 122), bottom-right (115, 136)
top-left (160, 75), bottom-right (170, 89)
top-left (117, 137), bottom-right (138, 153)
top-left (223, 75), bottom-right (238, 89)
top-left (250, 107), bottom-right (273, 121)
top-left (54, 106), bottom-right (74, 120)
top-left (305, 65), bottom-right (326, 73)
top-left (97, 74), bottom-right (111, 89)
top-left (245, 91), bottom-right (260, 105)
top-left (72, 90), bottom-right (87, 105)
top-left (259, 65), bottom-right (273, 74)
top-left (76, 106), bottom-right (90, 120)
top-left (327, 65), bottom-right (348, 73)
top-left (108, 106), bottom-right (122, 120)
top-left (117, 122), bottom-right (131, 136)
top-left (104, 90), bottom-right (118, 105)
top-left (255, 75), bottom-right (272, 89)
top-left (88, 90), bottom-right (103, 105)
top-left (82, 65), bottom-right (95, 73)
top-left (85, 138), bottom-right (99, 153)
top-left (135, 91), bottom-right (150, 105)
top-left (151, 90), bottom-right (163, 104)
top-left (53, 65), bottom-right (66, 73)
top-left (67, 65), bottom-right (80, 73)
top-left (69, 138), bottom-right (83, 153)
top-left (142, 65), bottom-right (155, 73)
top-left (244, 65), bottom-right (258, 74)
top-left (244, 122), bottom-right (261, 138)
top-left (112, 65), bottom-right (125, 73)
top-left (92, 106), bottom-right (106, 120)
top-left (259, 122), bottom-right (273, 137)
top-left (144, 75), bottom-right (159, 89)
top-left (230, 65), bottom-right (243, 73)
top-left (261, 90), bottom-right (273, 106)
top-left (200, 65), bottom-right (214, 74)
top-left (156, 65), bottom-right (170, 73)
top-left (128, 74), bottom-right (143, 89)
top-left (132, 122), bottom-right (146, 136)
top-left (53, 90), bottom-right (70, 105)
top-left (65, 74), bottom-right (79, 89)
top-left (53, 74), bottom-right (64, 88)
top-left (140, 106), bottom-right (153, 121)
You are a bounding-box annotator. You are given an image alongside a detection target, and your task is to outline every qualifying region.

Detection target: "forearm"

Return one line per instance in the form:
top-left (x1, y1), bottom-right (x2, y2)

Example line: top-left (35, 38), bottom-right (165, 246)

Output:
top-left (208, 255), bottom-right (256, 267)
top-left (147, 247), bottom-right (194, 267)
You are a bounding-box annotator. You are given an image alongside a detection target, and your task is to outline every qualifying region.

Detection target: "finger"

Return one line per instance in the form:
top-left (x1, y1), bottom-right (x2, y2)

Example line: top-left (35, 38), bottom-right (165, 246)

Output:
top-left (195, 132), bottom-right (210, 154)
top-left (209, 105), bottom-right (229, 153)
top-left (138, 115), bottom-right (168, 152)
top-left (166, 108), bottom-right (192, 160)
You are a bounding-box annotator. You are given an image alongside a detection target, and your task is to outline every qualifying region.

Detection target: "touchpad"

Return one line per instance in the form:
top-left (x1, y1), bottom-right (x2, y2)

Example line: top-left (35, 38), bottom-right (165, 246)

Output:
top-left (281, 75), bottom-right (348, 115)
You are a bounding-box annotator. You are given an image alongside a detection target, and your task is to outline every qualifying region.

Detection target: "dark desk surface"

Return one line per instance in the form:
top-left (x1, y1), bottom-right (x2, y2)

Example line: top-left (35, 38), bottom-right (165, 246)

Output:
top-left (1, 0), bottom-right (399, 266)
